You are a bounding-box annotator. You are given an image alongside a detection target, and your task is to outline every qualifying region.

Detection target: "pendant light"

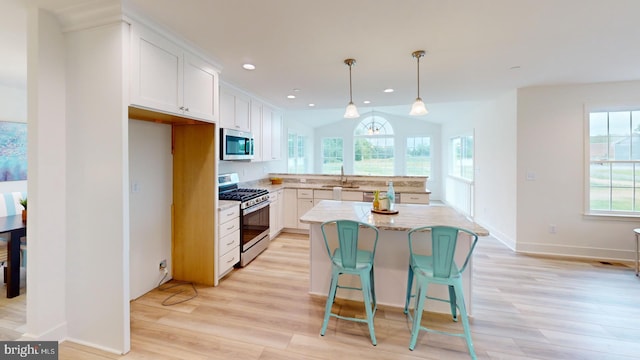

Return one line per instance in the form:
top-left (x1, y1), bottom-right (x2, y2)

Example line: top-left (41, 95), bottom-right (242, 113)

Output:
top-left (409, 50), bottom-right (428, 116)
top-left (343, 58), bottom-right (360, 118)
top-left (367, 110), bottom-right (380, 135)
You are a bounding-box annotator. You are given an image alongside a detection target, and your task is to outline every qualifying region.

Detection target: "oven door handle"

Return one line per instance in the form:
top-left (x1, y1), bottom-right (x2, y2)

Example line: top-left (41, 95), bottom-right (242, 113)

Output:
top-left (243, 200), bottom-right (270, 215)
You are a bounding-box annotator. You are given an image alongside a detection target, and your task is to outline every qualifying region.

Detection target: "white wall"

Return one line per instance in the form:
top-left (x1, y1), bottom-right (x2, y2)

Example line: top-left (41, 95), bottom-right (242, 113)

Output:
top-left (286, 116), bottom-right (315, 173)
top-left (438, 97), bottom-right (517, 247)
top-left (473, 92), bottom-right (518, 247)
top-left (218, 159), bottom-right (284, 182)
top-left (63, 19), bottom-right (130, 353)
top-left (0, 84), bottom-right (27, 123)
top-left (517, 80), bottom-right (640, 260)
top-left (128, 120), bottom-right (172, 299)
top-left (0, 180), bottom-right (27, 194)
top-left (25, 6), bottom-right (67, 342)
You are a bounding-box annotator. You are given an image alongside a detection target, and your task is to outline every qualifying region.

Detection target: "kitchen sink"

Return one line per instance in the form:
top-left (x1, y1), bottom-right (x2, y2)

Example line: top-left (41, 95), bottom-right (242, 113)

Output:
top-left (321, 184), bottom-right (360, 189)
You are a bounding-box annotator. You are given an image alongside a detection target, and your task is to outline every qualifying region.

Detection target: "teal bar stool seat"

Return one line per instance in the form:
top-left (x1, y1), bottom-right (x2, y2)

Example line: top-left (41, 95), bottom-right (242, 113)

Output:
top-left (403, 226), bottom-right (479, 358)
top-left (320, 219), bottom-right (379, 345)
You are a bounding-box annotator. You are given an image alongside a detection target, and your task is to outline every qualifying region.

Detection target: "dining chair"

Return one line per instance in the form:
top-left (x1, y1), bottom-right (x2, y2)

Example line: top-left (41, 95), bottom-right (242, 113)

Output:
top-left (320, 219), bottom-right (379, 345)
top-left (403, 225), bottom-right (479, 358)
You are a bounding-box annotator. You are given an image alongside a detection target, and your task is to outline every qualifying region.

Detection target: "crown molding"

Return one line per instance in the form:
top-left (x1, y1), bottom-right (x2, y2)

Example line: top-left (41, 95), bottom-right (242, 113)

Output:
top-left (51, 0), bottom-right (126, 33)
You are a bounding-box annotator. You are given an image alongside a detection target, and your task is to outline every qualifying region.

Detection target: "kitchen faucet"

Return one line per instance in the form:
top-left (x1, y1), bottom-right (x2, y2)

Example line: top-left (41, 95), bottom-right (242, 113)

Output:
top-left (340, 165), bottom-right (346, 184)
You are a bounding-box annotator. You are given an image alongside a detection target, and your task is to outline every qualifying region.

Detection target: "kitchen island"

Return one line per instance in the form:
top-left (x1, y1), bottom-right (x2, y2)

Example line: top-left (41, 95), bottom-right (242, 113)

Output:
top-left (299, 200), bottom-right (489, 313)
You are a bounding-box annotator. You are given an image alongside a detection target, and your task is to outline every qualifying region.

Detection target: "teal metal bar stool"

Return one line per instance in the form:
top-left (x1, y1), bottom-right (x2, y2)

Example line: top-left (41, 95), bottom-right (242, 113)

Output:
top-left (403, 225), bottom-right (479, 358)
top-left (320, 219), bottom-right (379, 345)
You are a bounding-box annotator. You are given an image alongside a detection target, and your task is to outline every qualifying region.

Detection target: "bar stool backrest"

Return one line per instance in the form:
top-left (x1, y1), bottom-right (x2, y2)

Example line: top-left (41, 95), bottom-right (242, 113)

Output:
top-left (408, 226), bottom-right (479, 278)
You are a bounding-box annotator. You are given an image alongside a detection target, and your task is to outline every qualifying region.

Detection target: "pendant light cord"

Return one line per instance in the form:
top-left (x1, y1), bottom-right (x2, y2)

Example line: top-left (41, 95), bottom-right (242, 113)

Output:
top-left (416, 55), bottom-right (421, 99)
top-left (349, 63), bottom-right (354, 102)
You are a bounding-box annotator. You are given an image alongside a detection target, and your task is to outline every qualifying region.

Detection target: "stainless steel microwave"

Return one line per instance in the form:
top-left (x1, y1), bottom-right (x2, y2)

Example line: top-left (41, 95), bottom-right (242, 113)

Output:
top-left (220, 128), bottom-right (254, 161)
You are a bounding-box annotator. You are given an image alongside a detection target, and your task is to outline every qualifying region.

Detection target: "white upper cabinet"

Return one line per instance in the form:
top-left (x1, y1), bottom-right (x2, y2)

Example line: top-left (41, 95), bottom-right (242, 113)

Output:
top-left (271, 111), bottom-right (282, 160)
top-left (183, 52), bottom-right (218, 121)
top-left (250, 100), bottom-right (263, 161)
top-left (219, 88), bottom-right (251, 132)
top-left (130, 23), bottom-right (218, 122)
top-left (262, 106), bottom-right (282, 161)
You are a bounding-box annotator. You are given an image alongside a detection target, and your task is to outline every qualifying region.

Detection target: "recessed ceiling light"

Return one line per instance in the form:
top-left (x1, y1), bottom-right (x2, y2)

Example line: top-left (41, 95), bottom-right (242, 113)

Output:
top-left (293, 88), bottom-right (301, 92)
top-left (308, 103), bottom-right (316, 107)
top-left (383, 88), bottom-right (394, 93)
top-left (363, 100), bottom-right (371, 104)
top-left (287, 95), bottom-right (296, 99)
top-left (242, 63), bottom-right (256, 70)
top-left (510, 65), bottom-right (521, 70)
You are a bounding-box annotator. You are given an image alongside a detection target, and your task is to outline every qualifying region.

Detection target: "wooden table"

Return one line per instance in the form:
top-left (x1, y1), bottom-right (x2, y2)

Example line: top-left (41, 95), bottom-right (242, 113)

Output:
top-left (300, 201), bottom-right (488, 313)
top-left (1, 215), bottom-right (26, 298)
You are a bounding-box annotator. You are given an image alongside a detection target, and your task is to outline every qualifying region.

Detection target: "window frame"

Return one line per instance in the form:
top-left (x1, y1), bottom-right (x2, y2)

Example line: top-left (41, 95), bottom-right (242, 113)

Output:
top-left (320, 137), bottom-right (344, 174)
top-left (584, 105), bottom-right (640, 218)
top-left (287, 131), bottom-right (308, 174)
top-left (449, 133), bottom-right (474, 181)
top-left (406, 136), bottom-right (431, 177)
top-left (353, 115), bottom-right (395, 176)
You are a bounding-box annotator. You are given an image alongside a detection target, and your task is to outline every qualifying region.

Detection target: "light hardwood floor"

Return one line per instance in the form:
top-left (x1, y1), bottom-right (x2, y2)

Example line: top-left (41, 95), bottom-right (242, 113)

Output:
top-left (4, 232), bottom-right (640, 359)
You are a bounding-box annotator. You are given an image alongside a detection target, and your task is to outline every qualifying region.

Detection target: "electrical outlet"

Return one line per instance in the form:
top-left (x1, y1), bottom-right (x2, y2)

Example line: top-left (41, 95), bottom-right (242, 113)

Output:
top-left (159, 259), bottom-right (167, 270)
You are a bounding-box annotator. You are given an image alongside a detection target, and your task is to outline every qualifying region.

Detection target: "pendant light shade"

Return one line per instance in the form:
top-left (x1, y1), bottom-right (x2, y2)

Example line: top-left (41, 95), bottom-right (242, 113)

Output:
top-left (343, 58), bottom-right (360, 118)
top-left (409, 50), bottom-right (429, 116)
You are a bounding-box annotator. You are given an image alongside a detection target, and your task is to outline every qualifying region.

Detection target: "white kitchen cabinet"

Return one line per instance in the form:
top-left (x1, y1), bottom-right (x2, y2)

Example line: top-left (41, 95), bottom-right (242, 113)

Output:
top-left (283, 189), bottom-right (298, 229)
top-left (342, 191), bottom-right (363, 201)
top-left (400, 192), bottom-right (430, 204)
top-left (262, 106), bottom-right (282, 161)
top-left (313, 189), bottom-right (332, 206)
top-left (313, 189), bottom-right (363, 203)
top-left (250, 100), bottom-right (263, 161)
top-left (130, 24), bottom-right (218, 122)
top-left (219, 88), bottom-right (251, 132)
top-left (269, 189), bottom-right (284, 239)
top-left (297, 189), bottom-right (314, 229)
top-left (297, 198), bottom-right (314, 230)
top-left (218, 205), bottom-right (240, 279)
top-left (271, 111), bottom-right (282, 160)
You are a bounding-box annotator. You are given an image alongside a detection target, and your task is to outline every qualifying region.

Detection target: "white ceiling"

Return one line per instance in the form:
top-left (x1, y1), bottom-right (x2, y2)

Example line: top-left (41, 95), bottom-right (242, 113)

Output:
top-left (4, 0), bottom-right (640, 122)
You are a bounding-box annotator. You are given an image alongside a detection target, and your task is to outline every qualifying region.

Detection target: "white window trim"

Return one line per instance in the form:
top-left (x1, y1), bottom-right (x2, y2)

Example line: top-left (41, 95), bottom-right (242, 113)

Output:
top-left (583, 103), bottom-right (640, 218)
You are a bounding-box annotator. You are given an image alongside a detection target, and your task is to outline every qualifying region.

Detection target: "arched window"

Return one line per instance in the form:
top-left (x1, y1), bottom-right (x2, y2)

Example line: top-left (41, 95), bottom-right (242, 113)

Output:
top-left (354, 113), bottom-right (394, 175)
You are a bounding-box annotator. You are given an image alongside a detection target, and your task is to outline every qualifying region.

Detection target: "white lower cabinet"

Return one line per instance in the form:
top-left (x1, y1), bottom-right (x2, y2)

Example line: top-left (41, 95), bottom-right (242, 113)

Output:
top-left (269, 189), bottom-right (284, 239)
top-left (297, 189), bottom-right (314, 230)
top-left (400, 192), bottom-right (430, 204)
top-left (218, 205), bottom-right (240, 279)
top-left (283, 189), bottom-right (298, 229)
top-left (313, 189), bottom-right (363, 203)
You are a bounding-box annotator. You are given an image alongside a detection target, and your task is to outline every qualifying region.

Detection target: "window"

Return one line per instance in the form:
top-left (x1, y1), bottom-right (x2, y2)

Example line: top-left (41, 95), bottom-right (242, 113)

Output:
top-left (321, 137), bottom-right (343, 174)
top-left (588, 109), bottom-right (640, 214)
top-left (406, 137), bottom-right (431, 176)
top-left (287, 132), bottom-right (307, 173)
top-left (354, 115), bottom-right (394, 176)
top-left (450, 135), bottom-right (473, 180)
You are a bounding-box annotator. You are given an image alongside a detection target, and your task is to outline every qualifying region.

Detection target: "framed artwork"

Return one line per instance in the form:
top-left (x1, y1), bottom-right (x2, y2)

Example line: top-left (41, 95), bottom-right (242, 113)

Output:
top-left (0, 121), bottom-right (27, 181)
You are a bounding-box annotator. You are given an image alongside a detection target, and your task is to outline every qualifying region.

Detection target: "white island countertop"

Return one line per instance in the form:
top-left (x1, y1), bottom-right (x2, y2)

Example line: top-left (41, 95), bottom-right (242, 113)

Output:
top-left (299, 200), bottom-right (488, 235)
top-left (301, 200), bottom-right (488, 311)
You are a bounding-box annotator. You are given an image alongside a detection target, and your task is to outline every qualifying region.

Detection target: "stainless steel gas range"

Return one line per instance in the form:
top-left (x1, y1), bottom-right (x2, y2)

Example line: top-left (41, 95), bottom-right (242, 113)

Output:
top-left (218, 173), bottom-right (270, 267)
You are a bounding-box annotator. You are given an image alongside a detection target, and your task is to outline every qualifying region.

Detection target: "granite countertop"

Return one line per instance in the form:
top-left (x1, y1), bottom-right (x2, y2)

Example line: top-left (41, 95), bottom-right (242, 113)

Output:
top-left (299, 200), bottom-right (489, 236)
top-left (259, 182), bottom-right (430, 194)
top-left (218, 200), bottom-right (240, 211)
